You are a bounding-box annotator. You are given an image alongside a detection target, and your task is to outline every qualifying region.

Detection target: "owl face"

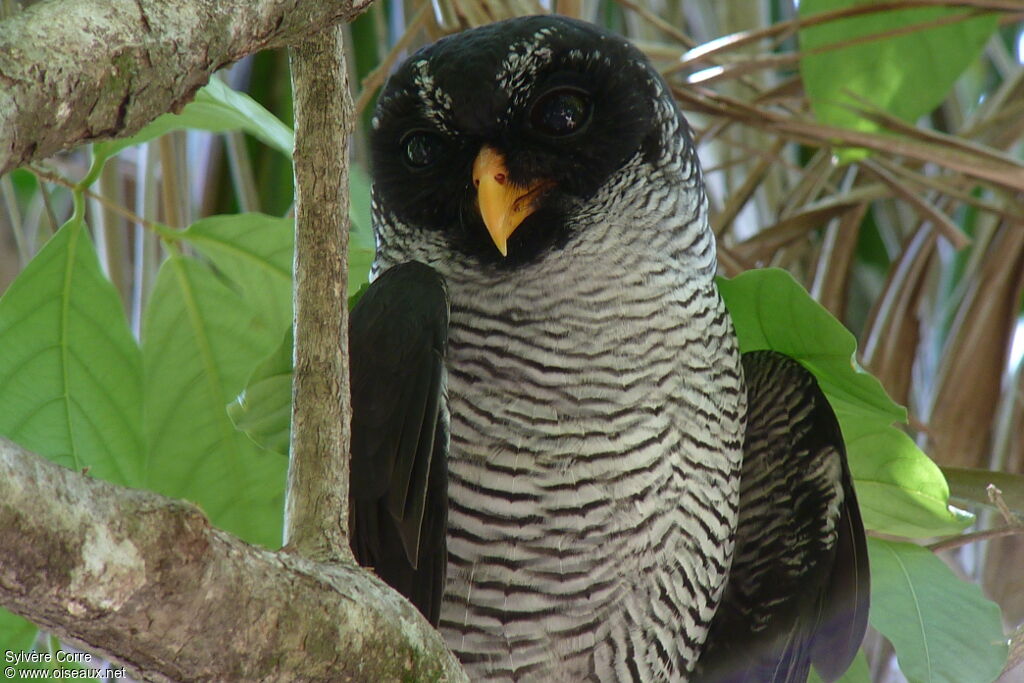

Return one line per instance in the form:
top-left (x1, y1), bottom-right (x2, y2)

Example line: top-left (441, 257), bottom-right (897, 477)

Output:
top-left (370, 16), bottom-right (682, 267)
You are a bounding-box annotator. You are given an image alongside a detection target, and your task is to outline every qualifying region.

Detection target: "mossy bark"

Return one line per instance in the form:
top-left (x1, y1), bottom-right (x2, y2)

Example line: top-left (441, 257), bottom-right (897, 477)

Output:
top-left (0, 438), bottom-right (466, 681)
top-left (0, 0), bottom-right (373, 175)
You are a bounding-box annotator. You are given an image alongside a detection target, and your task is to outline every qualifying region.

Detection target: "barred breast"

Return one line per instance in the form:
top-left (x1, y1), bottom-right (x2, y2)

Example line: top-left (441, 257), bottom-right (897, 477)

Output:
top-left (431, 161), bottom-right (746, 681)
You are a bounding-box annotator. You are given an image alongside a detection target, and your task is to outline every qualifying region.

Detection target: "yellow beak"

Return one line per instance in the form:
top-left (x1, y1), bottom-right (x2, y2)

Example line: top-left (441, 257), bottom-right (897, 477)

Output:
top-left (472, 146), bottom-right (551, 256)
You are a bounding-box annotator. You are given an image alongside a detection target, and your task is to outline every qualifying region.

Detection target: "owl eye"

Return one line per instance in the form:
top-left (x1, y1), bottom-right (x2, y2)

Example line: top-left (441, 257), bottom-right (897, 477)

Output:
top-left (529, 88), bottom-right (592, 137)
top-left (402, 131), bottom-right (445, 169)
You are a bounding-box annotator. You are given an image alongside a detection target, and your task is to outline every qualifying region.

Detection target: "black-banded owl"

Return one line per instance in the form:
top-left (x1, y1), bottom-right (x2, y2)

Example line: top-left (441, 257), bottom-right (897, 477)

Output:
top-left (349, 15), bottom-right (868, 682)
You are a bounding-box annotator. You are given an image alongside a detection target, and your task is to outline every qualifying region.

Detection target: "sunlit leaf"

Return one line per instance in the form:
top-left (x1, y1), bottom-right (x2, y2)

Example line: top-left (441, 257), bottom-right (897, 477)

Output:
top-left (230, 328), bottom-right (293, 456)
top-left (799, 0), bottom-right (997, 159)
top-left (142, 255), bottom-right (284, 547)
top-left (718, 268), bottom-right (970, 537)
top-left (175, 213), bottom-right (294, 335)
top-left (869, 538), bottom-right (1008, 683)
top-left (0, 218), bottom-right (143, 486)
top-left (93, 78), bottom-right (293, 167)
top-left (847, 426), bottom-right (973, 537)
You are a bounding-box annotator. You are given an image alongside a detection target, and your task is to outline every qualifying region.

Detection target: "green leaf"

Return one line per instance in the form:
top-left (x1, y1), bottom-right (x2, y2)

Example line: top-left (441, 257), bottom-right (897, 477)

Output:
top-left (799, 1), bottom-right (997, 154)
top-left (349, 165), bottom-right (372, 233)
top-left (176, 213), bottom-right (294, 335)
top-left (230, 261), bottom-right (373, 454)
top-left (348, 235), bottom-right (374, 295)
top-left (348, 165), bottom-right (375, 293)
top-left (0, 609), bottom-right (37, 652)
top-left (847, 427), bottom-right (973, 537)
top-left (349, 281), bottom-right (370, 311)
top-left (868, 538), bottom-right (1008, 683)
top-left (229, 327), bottom-right (293, 456)
top-left (174, 208), bottom-right (373, 324)
top-left (142, 254), bottom-right (284, 547)
top-left (201, 200), bottom-right (376, 457)
top-left (0, 218), bottom-right (144, 486)
top-left (809, 650), bottom-right (871, 683)
top-left (718, 269), bottom-right (970, 537)
top-left (93, 78), bottom-right (294, 168)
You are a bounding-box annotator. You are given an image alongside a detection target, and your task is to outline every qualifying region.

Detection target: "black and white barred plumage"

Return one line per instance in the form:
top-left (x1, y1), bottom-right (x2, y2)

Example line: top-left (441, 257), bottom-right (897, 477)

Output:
top-left (350, 15), bottom-right (868, 682)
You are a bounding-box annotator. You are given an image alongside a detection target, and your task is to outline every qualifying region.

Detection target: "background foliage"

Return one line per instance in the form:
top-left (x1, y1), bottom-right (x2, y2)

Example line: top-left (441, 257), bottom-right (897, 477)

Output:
top-left (0, 0), bottom-right (1022, 680)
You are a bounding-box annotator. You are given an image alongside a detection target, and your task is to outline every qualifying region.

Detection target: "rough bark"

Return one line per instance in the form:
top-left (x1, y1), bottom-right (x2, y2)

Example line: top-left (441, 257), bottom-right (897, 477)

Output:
top-left (0, 1), bottom-right (469, 679)
top-left (284, 25), bottom-right (354, 564)
top-left (0, 0), bottom-right (373, 176)
top-left (0, 437), bottom-right (467, 681)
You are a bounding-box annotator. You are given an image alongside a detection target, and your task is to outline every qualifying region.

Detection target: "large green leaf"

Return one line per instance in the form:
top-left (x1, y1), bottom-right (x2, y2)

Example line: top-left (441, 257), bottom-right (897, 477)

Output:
top-left (174, 209), bottom-right (372, 327)
top-left (229, 327), bottom-right (293, 456)
top-left (174, 213), bottom-right (294, 334)
top-left (799, 1), bottom-right (997, 138)
top-left (718, 268), bottom-right (969, 537)
top-left (87, 80), bottom-right (373, 255)
top-left (141, 255), bottom-right (284, 547)
top-left (0, 609), bottom-right (38, 655)
top-left (182, 206), bottom-right (373, 458)
top-left (231, 277), bottom-right (373, 458)
top-left (869, 538), bottom-right (1007, 683)
top-left (809, 650), bottom-right (871, 683)
top-left (846, 425), bottom-right (972, 537)
top-left (0, 218), bottom-right (143, 486)
top-left (93, 78), bottom-right (293, 168)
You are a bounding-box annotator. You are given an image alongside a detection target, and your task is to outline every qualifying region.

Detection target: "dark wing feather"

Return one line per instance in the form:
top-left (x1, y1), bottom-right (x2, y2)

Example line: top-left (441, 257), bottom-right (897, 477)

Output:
top-left (695, 350), bottom-right (870, 683)
top-left (349, 261), bottom-right (450, 625)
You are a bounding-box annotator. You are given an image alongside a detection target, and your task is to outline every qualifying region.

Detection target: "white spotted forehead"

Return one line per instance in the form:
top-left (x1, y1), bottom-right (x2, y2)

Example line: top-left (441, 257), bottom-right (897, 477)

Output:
top-left (496, 42), bottom-right (553, 108)
top-left (372, 26), bottom-right (654, 133)
top-left (409, 58), bottom-right (455, 133)
top-left (495, 28), bottom-right (611, 112)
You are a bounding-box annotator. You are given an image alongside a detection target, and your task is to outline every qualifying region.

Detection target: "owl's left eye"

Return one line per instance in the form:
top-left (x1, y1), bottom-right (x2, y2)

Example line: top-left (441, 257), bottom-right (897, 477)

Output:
top-left (402, 131), bottom-right (445, 169)
top-left (529, 88), bottom-right (592, 137)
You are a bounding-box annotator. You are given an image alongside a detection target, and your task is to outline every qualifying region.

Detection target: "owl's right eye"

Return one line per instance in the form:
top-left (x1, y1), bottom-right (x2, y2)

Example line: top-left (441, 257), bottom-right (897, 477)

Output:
top-left (402, 131), bottom-right (445, 170)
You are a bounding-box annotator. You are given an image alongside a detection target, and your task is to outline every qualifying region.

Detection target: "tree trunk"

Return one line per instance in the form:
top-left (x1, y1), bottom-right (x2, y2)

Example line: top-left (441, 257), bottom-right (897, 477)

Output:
top-left (0, 0), bottom-right (468, 678)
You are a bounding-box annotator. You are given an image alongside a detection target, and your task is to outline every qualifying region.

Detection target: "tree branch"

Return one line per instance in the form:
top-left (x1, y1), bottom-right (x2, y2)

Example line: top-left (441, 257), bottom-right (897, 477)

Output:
top-left (0, 0), bottom-right (373, 176)
top-left (285, 25), bottom-right (353, 562)
top-left (0, 2), bottom-right (470, 678)
top-left (0, 437), bottom-right (466, 681)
